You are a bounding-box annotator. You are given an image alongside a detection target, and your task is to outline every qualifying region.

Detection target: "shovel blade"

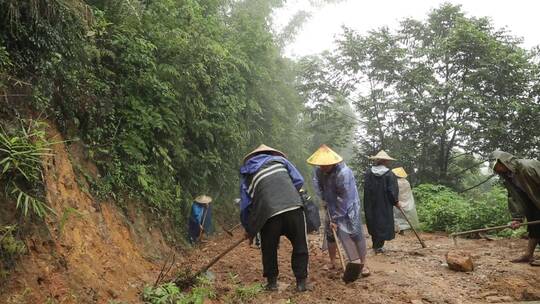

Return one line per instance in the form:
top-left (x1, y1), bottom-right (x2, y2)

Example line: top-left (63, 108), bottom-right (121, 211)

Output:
top-left (342, 262), bottom-right (362, 283)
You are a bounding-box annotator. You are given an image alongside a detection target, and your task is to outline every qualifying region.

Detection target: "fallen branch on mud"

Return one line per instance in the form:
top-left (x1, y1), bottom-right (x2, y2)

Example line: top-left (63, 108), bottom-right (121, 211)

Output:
top-left (153, 252), bottom-right (176, 288)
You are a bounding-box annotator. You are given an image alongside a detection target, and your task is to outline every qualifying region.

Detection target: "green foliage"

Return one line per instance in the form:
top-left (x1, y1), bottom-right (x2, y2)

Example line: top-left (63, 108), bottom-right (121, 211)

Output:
top-left (221, 272), bottom-right (263, 303)
top-left (143, 277), bottom-right (215, 304)
top-left (228, 283), bottom-right (263, 303)
top-left (496, 226), bottom-right (528, 238)
top-left (297, 55), bottom-right (357, 154)
top-left (0, 119), bottom-right (55, 218)
top-left (321, 3), bottom-right (540, 186)
top-left (0, 225), bottom-right (26, 281)
top-left (0, 0), bottom-right (314, 240)
top-left (414, 184), bottom-right (510, 233)
top-left (58, 207), bottom-right (84, 233)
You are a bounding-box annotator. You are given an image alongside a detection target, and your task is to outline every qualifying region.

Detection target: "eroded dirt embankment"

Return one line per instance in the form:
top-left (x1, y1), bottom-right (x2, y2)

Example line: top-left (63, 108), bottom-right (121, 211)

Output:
top-left (2, 127), bottom-right (175, 304)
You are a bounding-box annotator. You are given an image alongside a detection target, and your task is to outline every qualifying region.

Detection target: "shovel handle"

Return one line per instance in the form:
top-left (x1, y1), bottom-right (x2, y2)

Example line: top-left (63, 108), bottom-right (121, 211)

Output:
top-left (450, 220), bottom-right (540, 238)
top-left (198, 206), bottom-right (209, 241)
top-left (327, 208), bottom-right (346, 271)
top-left (224, 223), bottom-right (241, 236)
top-left (398, 206), bottom-right (426, 248)
top-left (194, 236), bottom-right (246, 277)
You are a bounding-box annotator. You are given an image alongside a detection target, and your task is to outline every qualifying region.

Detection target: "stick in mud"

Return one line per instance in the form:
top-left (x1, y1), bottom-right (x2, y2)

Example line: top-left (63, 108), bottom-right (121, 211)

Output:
top-left (154, 252), bottom-right (176, 288)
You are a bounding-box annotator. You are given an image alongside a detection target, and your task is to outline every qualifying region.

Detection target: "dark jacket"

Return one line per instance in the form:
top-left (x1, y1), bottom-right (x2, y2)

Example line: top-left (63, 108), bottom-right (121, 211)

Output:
top-left (239, 154), bottom-right (304, 237)
top-left (363, 165), bottom-right (399, 241)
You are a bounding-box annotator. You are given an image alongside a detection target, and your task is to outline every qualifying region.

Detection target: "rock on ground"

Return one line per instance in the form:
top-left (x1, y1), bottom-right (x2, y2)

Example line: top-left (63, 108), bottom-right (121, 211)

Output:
top-left (446, 250), bottom-right (474, 272)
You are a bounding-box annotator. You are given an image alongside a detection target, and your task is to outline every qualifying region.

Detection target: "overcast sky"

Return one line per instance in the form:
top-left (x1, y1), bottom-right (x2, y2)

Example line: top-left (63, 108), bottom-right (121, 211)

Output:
top-left (274, 0), bottom-right (540, 58)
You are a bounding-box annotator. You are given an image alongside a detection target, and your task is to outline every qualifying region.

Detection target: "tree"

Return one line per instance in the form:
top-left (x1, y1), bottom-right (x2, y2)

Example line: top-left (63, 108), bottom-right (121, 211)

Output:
top-left (296, 54), bottom-right (357, 156)
top-left (334, 4), bottom-right (540, 186)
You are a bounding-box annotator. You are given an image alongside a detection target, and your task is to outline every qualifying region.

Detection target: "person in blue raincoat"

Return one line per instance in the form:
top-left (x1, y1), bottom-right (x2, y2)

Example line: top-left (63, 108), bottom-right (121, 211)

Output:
top-left (308, 144), bottom-right (370, 283)
top-left (188, 195), bottom-right (213, 244)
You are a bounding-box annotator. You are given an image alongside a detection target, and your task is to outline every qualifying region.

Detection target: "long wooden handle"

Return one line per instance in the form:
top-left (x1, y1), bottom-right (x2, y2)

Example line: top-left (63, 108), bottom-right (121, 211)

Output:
top-left (198, 207), bottom-right (209, 241)
top-left (398, 206), bottom-right (426, 248)
top-left (327, 208), bottom-right (346, 271)
top-left (223, 223), bottom-right (241, 237)
top-left (194, 236), bottom-right (246, 277)
top-left (450, 220), bottom-right (540, 238)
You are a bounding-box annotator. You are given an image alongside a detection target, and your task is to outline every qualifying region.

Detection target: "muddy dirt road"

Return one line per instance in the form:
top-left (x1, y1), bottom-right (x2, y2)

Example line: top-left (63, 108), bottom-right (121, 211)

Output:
top-left (184, 230), bottom-right (539, 304)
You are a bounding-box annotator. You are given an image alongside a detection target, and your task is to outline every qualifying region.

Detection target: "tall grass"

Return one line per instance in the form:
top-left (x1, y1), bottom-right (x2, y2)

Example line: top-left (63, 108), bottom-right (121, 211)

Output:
top-left (0, 119), bottom-right (55, 218)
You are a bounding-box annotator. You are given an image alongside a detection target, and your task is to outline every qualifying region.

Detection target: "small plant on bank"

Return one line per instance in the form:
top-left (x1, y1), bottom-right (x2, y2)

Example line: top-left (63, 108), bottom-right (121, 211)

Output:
top-left (229, 283), bottom-right (263, 303)
top-left (142, 276), bottom-right (215, 304)
top-left (222, 272), bottom-right (263, 304)
top-left (0, 118), bottom-right (55, 218)
top-left (0, 225), bottom-right (26, 281)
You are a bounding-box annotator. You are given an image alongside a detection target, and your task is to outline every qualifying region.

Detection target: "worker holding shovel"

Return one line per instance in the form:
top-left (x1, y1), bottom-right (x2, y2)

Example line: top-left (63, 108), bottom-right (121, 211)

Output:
top-left (188, 195), bottom-right (212, 244)
top-left (239, 144), bottom-right (309, 292)
top-left (308, 145), bottom-right (370, 283)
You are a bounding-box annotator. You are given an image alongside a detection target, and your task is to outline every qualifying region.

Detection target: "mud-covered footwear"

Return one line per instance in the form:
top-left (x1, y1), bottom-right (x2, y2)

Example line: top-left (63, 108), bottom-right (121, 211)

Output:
top-left (511, 255), bottom-right (533, 263)
top-left (361, 266), bottom-right (371, 277)
top-left (296, 278), bottom-right (308, 292)
top-left (264, 277), bottom-right (278, 291)
top-left (374, 247), bottom-right (386, 254)
top-left (342, 263), bottom-right (363, 283)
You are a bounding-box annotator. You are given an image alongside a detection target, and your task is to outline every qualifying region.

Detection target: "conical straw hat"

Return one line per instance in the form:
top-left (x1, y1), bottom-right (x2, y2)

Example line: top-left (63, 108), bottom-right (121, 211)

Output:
top-left (368, 150), bottom-right (396, 161)
top-left (243, 144), bottom-right (286, 163)
top-left (306, 144), bottom-right (343, 166)
top-left (194, 195), bottom-right (212, 204)
top-left (392, 167), bottom-right (408, 178)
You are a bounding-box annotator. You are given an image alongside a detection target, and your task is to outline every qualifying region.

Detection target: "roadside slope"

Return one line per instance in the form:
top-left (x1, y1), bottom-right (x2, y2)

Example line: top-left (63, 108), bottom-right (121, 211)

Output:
top-left (3, 127), bottom-right (173, 304)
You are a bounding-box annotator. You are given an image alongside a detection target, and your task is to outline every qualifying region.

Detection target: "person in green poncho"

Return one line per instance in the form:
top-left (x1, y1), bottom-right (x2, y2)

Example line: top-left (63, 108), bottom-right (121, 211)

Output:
top-left (492, 151), bottom-right (540, 266)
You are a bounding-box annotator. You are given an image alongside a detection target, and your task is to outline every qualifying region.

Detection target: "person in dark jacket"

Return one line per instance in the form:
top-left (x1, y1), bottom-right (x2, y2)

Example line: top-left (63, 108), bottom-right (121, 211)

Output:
top-left (363, 150), bottom-right (401, 253)
top-left (239, 144), bottom-right (309, 292)
top-left (492, 151), bottom-right (540, 266)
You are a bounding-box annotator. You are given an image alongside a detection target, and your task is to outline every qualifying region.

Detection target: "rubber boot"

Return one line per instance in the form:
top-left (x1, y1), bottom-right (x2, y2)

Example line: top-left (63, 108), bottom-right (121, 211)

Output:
top-left (265, 277), bottom-right (278, 291)
top-left (296, 277), bottom-right (307, 292)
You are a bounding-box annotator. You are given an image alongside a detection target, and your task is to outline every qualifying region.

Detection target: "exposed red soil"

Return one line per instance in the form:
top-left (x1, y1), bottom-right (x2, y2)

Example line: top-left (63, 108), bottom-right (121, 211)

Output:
top-left (2, 128), bottom-right (168, 304)
top-left (186, 230), bottom-right (539, 304)
top-left (1, 126), bottom-right (538, 304)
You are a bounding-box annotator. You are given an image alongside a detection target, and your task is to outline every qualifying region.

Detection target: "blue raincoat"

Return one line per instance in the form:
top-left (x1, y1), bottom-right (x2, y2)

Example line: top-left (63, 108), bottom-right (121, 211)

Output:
top-left (313, 162), bottom-right (363, 237)
top-left (188, 202), bottom-right (212, 243)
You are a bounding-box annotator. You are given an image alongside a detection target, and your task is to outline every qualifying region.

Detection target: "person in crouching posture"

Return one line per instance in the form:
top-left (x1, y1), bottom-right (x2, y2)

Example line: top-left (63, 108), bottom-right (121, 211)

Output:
top-left (492, 150), bottom-right (540, 266)
top-left (239, 144), bottom-right (309, 291)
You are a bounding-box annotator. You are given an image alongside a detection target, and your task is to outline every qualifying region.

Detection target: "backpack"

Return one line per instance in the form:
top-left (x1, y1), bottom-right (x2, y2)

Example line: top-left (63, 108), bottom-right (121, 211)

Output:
top-left (299, 189), bottom-right (321, 233)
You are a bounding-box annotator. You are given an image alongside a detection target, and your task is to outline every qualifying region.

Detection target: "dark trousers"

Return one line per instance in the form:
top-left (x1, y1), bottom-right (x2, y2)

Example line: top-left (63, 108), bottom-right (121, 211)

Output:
top-left (260, 208), bottom-right (308, 279)
top-left (373, 238), bottom-right (385, 249)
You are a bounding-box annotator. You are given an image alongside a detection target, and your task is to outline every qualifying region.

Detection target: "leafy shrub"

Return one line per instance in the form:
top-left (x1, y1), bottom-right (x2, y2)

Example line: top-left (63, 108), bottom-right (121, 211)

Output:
top-left (142, 277), bottom-right (215, 304)
top-left (229, 283), bottom-right (263, 303)
top-left (0, 225), bottom-right (26, 280)
top-left (0, 0), bottom-right (312, 242)
top-left (414, 184), bottom-right (511, 233)
top-left (0, 119), bottom-right (55, 218)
